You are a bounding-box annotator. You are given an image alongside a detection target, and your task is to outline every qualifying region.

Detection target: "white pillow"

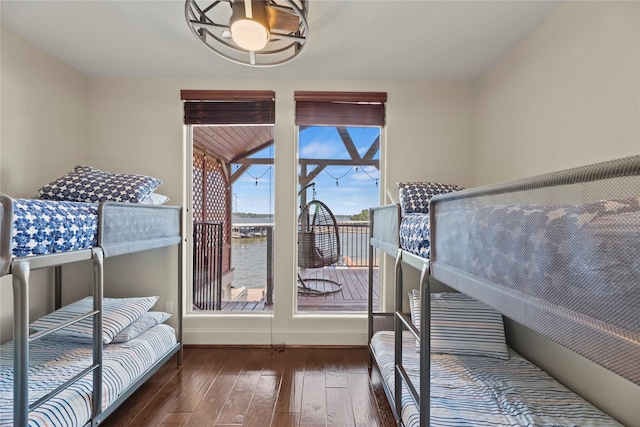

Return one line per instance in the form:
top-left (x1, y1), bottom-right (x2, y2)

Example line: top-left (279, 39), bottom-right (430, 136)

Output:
top-left (111, 311), bottom-right (171, 343)
top-left (386, 184), bottom-right (400, 204)
top-left (141, 193), bottom-right (170, 205)
top-left (30, 296), bottom-right (159, 344)
top-left (410, 291), bottom-right (509, 359)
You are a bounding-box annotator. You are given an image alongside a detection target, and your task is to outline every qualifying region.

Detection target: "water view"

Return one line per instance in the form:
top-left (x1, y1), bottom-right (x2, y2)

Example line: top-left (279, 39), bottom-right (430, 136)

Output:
top-left (230, 217), bottom-right (371, 293)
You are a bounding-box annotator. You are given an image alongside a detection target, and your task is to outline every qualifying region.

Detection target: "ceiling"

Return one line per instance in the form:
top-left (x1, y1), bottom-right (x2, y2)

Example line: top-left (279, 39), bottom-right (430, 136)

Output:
top-left (193, 125), bottom-right (273, 164)
top-left (1, 0), bottom-right (562, 81)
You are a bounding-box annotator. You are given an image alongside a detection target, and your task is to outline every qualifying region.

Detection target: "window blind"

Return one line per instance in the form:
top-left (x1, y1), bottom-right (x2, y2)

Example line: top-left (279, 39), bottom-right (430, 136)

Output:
top-left (181, 90), bottom-right (275, 125)
top-left (294, 91), bottom-right (387, 126)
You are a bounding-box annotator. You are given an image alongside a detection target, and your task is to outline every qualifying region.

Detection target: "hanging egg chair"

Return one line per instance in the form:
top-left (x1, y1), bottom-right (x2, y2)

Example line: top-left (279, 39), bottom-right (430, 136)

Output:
top-left (297, 187), bottom-right (343, 296)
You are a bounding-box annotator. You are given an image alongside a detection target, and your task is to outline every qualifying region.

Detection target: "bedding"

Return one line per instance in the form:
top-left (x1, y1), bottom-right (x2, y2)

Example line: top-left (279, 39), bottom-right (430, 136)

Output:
top-left (408, 291), bottom-right (509, 359)
top-left (396, 182), bottom-right (464, 258)
top-left (29, 296), bottom-right (160, 344)
top-left (112, 311), bottom-right (171, 343)
top-left (0, 324), bottom-right (176, 427)
top-left (11, 198), bottom-right (98, 257)
top-left (38, 165), bottom-right (161, 204)
top-left (1, 193), bottom-right (182, 274)
top-left (399, 213), bottom-right (431, 258)
top-left (370, 331), bottom-right (622, 427)
top-left (141, 192), bottom-right (170, 205)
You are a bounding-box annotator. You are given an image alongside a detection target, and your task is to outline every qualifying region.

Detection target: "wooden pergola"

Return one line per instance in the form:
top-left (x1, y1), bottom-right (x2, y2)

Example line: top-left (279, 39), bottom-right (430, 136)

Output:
top-left (194, 125), bottom-right (379, 207)
top-left (192, 124), bottom-right (379, 301)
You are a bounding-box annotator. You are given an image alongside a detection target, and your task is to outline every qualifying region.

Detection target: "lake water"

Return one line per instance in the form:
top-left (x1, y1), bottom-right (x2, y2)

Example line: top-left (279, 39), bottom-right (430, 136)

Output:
top-left (231, 217), bottom-right (370, 290)
top-left (232, 237), bottom-right (268, 289)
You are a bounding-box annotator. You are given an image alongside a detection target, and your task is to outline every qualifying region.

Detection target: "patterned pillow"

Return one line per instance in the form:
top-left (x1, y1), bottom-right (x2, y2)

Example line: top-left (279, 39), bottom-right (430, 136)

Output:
top-left (111, 311), bottom-right (171, 343)
top-left (30, 296), bottom-right (159, 344)
top-left (409, 291), bottom-right (509, 359)
top-left (398, 182), bottom-right (464, 214)
top-left (38, 166), bottom-right (162, 203)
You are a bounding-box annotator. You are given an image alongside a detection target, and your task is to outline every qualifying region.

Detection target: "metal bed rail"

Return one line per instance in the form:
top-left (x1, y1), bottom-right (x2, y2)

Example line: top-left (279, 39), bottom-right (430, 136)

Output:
top-left (393, 250), bottom-right (431, 427)
top-left (11, 248), bottom-right (105, 427)
top-left (368, 203), bottom-right (431, 427)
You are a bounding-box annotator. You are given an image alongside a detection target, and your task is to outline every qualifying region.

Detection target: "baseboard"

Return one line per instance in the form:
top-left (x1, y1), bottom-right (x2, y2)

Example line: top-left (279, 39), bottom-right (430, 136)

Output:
top-left (183, 327), bottom-right (368, 346)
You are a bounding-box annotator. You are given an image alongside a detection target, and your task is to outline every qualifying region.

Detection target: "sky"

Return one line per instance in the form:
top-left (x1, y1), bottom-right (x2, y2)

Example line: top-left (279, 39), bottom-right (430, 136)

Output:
top-left (232, 126), bottom-right (381, 216)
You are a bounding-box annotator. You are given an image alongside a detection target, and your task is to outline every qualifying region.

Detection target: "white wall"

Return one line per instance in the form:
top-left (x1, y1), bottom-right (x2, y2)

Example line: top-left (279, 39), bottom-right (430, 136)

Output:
top-left (87, 78), bottom-right (475, 345)
top-left (0, 28), bottom-right (90, 343)
top-left (0, 25), bottom-right (476, 345)
top-left (475, 1), bottom-right (639, 184)
top-left (475, 2), bottom-right (640, 426)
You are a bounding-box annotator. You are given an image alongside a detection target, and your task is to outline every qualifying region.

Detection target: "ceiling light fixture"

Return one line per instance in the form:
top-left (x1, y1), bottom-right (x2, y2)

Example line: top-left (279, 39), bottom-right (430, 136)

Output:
top-left (185, 0), bottom-right (309, 67)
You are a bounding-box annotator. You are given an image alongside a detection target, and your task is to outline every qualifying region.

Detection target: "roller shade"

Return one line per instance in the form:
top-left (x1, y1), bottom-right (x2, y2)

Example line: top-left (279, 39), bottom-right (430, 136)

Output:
top-left (181, 90), bottom-right (275, 125)
top-left (295, 91), bottom-right (387, 126)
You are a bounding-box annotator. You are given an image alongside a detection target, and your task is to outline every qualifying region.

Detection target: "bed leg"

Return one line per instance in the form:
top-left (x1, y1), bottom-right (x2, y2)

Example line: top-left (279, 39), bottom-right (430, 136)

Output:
top-left (420, 262), bottom-right (430, 427)
top-left (91, 248), bottom-right (104, 423)
top-left (393, 249), bottom-right (403, 425)
top-left (367, 220), bottom-right (374, 369)
top-left (178, 240), bottom-right (184, 367)
top-left (54, 266), bottom-right (62, 309)
top-left (12, 259), bottom-right (30, 427)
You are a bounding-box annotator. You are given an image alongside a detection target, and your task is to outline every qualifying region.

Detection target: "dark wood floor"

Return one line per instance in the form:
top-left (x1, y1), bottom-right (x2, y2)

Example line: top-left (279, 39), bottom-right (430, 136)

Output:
top-left (101, 346), bottom-right (395, 427)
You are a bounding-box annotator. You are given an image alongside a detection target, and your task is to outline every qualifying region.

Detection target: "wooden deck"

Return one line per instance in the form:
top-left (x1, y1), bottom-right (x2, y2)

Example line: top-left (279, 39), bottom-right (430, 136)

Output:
top-left (219, 267), bottom-right (378, 312)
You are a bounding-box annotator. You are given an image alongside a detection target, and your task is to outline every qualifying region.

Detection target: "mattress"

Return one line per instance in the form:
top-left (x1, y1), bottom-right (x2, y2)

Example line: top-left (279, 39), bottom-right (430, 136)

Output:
top-left (399, 213), bottom-right (430, 258)
top-left (11, 198), bottom-right (99, 257)
top-left (0, 324), bottom-right (177, 427)
top-left (370, 331), bottom-right (621, 427)
top-left (0, 194), bottom-right (181, 276)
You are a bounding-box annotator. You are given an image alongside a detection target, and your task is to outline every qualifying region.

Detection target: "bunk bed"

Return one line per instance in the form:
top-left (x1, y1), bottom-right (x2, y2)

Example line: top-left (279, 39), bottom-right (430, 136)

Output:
top-left (368, 155), bottom-right (639, 426)
top-left (0, 166), bottom-right (183, 427)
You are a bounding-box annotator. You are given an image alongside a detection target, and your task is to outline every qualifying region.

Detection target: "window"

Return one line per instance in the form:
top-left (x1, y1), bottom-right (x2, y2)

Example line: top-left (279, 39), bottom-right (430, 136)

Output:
top-left (182, 90), bottom-right (275, 312)
top-left (294, 91), bottom-right (386, 313)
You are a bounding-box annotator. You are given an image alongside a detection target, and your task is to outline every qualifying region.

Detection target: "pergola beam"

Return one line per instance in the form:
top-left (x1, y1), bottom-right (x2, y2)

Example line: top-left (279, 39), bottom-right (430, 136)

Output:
top-left (336, 127), bottom-right (362, 161)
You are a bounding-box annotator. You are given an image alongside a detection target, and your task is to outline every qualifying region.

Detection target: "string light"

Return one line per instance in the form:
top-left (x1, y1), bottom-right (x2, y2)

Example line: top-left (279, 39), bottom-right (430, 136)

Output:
top-left (324, 167), bottom-right (353, 187)
top-left (323, 166), bottom-right (379, 187)
top-left (246, 166), bottom-right (273, 186)
top-left (360, 166), bottom-right (379, 187)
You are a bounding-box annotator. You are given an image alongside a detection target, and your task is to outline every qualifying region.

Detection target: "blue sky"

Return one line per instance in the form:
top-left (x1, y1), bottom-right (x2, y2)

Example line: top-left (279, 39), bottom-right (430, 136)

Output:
top-left (232, 126), bottom-right (380, 216)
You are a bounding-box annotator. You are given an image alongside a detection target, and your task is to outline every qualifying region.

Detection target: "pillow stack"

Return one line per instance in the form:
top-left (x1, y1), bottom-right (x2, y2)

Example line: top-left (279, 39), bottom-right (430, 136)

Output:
top-left (30, 296), bottom-right (171, 344)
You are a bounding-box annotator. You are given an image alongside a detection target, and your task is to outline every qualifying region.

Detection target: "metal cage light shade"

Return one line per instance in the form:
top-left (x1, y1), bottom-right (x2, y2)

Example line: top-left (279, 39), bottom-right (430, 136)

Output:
top-left (185, 0), bottom-right (309, 67)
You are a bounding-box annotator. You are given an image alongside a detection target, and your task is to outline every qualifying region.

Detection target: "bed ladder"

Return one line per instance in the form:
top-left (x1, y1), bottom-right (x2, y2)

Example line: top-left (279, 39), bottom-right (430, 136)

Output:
top-left (12, 248), bottom-right (104, 427)
top-left (393, 249), bottom-right (431, 427)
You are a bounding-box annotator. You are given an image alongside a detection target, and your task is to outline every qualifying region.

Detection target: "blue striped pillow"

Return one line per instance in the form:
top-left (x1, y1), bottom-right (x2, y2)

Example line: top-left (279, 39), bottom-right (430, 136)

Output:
top-left (30, 296), bottom-right (158, 344)
top-left (410, 291), bottom-right (509, 359)
top-left (112, 311), bottom-right (171, 343)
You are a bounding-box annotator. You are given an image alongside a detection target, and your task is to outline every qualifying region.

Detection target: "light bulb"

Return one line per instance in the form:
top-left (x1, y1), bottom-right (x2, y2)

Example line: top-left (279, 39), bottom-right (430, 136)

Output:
top-left (230, 19), bottom-right (269, 51)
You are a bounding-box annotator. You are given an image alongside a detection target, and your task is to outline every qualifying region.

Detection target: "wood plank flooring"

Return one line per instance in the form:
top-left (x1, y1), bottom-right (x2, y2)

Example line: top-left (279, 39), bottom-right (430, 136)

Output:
top-left (101, 346), bottom-right (395, 427)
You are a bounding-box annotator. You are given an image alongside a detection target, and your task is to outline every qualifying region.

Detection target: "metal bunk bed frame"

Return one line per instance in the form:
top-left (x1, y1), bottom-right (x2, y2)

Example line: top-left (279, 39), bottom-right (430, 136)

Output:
top-left (2, 197), bottom-right (184, 427)
top-left (367, 204), bottom-right (430, 426)
top-left (367, 155), bottom-right (640, 427)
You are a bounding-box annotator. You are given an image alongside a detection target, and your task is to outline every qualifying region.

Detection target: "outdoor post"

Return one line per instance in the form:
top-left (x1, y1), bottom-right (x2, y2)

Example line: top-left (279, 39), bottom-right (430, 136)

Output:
top-left (266, 226), bottom-right (274, 305)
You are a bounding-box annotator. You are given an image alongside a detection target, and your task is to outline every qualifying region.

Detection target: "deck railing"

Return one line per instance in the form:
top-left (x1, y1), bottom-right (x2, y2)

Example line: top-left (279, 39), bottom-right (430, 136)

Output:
top-left (193, 222), bottom-right (223, 310)
top-left (337, 221), bottom-right (379, 268)
top-left (193, 221), bottom-right (378, 310)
